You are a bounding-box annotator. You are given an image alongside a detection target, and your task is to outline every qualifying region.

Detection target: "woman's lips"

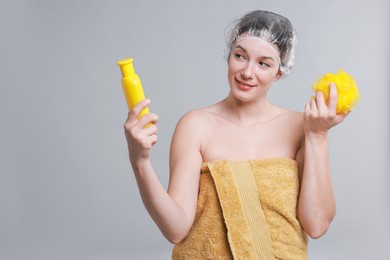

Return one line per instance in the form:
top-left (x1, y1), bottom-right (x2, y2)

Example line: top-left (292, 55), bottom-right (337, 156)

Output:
top-left (235, 78), bottom-right (256, 90)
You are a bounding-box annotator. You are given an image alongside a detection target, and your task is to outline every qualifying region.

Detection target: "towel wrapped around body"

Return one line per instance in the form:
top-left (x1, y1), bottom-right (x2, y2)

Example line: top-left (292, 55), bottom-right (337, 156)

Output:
top-left (172, 157), bottom-right (307, 260)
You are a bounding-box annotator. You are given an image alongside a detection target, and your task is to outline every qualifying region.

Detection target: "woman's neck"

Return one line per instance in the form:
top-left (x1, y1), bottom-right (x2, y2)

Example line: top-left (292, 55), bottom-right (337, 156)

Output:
top-left (222, 94), bottom-right (277, 125)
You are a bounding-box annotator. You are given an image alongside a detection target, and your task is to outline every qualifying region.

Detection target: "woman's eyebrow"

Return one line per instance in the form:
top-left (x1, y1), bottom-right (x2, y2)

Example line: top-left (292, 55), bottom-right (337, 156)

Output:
top-left (234, 45), bottom-right (247, 53)
top-left (234, 45), bottom-right (275, 61)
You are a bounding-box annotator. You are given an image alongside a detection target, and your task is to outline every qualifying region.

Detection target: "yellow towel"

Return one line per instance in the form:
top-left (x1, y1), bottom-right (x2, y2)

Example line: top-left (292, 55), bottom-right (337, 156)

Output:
top-left (172, 158), bottom-right (307, 260)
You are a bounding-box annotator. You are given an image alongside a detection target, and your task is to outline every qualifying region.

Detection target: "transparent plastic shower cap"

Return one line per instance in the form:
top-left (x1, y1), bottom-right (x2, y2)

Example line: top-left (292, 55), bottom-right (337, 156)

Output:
top-left (224, 10), bottom-right (297, 76)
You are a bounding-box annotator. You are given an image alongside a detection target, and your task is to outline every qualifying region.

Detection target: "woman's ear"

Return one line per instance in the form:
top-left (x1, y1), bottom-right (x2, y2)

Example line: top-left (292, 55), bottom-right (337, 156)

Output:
top-left (275, 70), bottom-right (283, 81)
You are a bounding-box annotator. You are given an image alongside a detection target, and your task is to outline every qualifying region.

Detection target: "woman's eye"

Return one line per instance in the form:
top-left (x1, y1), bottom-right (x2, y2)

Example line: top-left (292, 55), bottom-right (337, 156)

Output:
top-left (235, 53), bottom-right (245, 60)
top-left (259, 61), bottom-right (270, 68)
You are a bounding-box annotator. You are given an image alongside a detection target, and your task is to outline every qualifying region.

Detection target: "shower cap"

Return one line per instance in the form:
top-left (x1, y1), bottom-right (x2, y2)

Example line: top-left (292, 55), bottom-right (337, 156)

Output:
top-left (225, 10), bottom-right (297, 76)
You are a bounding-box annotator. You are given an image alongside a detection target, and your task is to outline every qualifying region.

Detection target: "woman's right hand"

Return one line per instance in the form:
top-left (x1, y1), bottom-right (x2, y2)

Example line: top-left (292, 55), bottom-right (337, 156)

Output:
top-left (124, 99), bottom-right (159, 166)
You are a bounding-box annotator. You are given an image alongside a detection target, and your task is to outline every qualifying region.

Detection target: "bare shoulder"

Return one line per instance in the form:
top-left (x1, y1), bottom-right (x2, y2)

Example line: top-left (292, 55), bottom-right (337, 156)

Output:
top-left (274, 107), bottom-right (303, 126)
top-left (177, 109), bottom-right (210, 125)
top-left (176, 104), bottom-right (221, 129)
top-left (286, 109), bottom-right (303, 125)
top-left (279, 109), bottom-right (305, 160)
top-left (276, 108), bottom-right (305, 143)
top-left (170, 105), bottom-right (219, 168)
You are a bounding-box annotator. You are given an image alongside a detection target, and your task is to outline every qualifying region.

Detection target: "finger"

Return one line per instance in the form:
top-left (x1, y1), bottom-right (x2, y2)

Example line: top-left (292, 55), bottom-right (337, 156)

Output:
top-left (124, 111), bottom-right (136, 130)
top-left (315, 90), bottom-right (327, 112)
top-left (126, 99), bottom-right (151, 129)
top-left (143, 135), bottom-right (157, 149)
top-left (131, 99), bottom-right (151, 118)
top-left (309, 97), bottom-right (318, 113)
top-left (142, 123), bottom-right (158, 136)
top-left (337, 110), bottom-right (350, 121)
top-left (327, 83), bottom-right (338, 113)
top-left (304, 102), bottom-right (313, 121)
top-left (124, 112), bottom-right (157, 139)
top-left (138, 131), bottom-right (158, 149)
top-left (148, 134), bottom-right (158, 147)
top-left (137, 113), bottom-right (159, 129)
top-left (304, 102), bottom-right (311, 114)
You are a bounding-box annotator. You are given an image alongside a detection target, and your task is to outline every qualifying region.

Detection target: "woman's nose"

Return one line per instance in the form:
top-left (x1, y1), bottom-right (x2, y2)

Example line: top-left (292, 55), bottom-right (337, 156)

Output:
top-left (241, 62), bottom-right (255, 79)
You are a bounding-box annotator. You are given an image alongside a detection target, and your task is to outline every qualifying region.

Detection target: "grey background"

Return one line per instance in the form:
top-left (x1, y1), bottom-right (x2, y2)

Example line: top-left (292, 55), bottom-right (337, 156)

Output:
top-left (1, 0), bottom-right (389, 259)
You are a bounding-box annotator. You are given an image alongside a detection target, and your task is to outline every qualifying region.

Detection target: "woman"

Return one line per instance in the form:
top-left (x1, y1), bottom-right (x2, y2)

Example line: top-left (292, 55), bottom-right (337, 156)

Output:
top-left (124, 10), bottom-right (348, 259)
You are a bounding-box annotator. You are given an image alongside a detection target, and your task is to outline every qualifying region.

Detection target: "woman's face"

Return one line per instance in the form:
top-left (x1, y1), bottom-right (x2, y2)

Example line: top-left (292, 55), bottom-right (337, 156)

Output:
top-left (227, 36), bottom-right (281, 102)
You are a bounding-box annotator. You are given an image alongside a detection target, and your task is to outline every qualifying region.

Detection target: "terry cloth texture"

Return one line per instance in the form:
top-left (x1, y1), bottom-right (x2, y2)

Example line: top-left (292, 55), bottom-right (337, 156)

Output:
top-left (172, 157), bottom-right (308, 260)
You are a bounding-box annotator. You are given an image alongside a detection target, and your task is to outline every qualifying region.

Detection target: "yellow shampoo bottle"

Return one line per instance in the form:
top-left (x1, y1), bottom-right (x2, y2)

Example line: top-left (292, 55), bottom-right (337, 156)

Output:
top-left (117, 58), bottom-right (151, 126)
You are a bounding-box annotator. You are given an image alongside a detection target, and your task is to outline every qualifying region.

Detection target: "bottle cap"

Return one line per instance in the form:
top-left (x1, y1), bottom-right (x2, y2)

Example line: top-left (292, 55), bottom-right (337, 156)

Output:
top-left (117, 58), bottom-right (135, 77)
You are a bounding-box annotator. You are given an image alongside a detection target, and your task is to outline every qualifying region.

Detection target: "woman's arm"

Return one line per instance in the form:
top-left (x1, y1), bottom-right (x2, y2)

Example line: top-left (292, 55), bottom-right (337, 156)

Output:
top-left (296, 83), bottom-right (348, 239)
top-left (124, 100), bottom-right (202, 244)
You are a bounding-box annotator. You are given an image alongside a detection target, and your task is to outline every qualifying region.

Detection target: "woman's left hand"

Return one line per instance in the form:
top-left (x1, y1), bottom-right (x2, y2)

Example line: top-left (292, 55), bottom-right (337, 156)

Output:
top-left (303, 83), bottom-right (349, 137)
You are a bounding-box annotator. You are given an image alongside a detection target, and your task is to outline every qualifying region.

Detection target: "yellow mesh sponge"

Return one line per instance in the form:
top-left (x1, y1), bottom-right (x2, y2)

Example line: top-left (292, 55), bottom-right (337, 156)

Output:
top-left (312, 70), bottom-right (361, 114)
